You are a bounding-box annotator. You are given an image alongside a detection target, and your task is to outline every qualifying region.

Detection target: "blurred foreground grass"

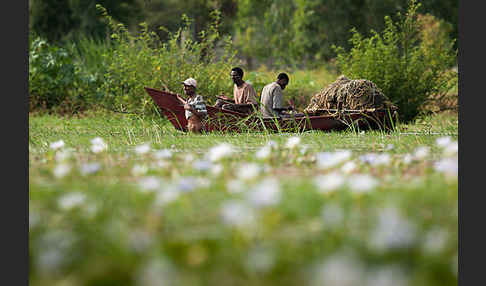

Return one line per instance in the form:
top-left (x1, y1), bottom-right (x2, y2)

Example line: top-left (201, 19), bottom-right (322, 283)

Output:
top-left (29, 110), bottom-right (458, 286)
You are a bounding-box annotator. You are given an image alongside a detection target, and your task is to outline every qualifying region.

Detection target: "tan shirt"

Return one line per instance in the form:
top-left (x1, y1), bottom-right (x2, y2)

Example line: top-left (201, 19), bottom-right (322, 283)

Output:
top-left (260, 82), bottom-right (284, 117)
top-left (233, 82), bottom-right (258, 104)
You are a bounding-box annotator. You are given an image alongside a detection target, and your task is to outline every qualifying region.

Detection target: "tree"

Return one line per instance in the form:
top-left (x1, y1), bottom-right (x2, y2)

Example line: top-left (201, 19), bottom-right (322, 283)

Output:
top-left (29, 0), bottom-right (143, 42)
top-left (29, 0), bottom-right (75, 42)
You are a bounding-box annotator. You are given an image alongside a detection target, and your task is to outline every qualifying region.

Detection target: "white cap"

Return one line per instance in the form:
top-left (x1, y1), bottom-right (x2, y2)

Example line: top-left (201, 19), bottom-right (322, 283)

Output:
top-left (182, 77), bottom-right (197, 88)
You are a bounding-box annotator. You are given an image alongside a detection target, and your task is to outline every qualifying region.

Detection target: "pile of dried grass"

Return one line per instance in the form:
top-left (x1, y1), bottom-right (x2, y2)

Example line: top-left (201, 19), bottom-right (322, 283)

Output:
top-left (304, 75), bottom-right (397, 114)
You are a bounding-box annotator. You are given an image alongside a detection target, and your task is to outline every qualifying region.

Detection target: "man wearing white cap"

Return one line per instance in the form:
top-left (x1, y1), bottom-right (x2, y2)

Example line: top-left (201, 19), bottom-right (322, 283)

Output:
top-left (180, 77), bottom-right (207, 133)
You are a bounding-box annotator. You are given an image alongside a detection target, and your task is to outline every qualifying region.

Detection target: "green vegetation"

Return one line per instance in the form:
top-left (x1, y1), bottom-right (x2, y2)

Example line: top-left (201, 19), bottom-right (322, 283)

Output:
top-left (29, 0), bottom-right (458, 67)
top-left (28, 1), bottom-right (458, 284)
top-left (29, 0), bottom-right (457, 122)
top-left (334, 0), bottom-right (457, 122)
top-left (29, 111), bottom-right (458, 285)
top-left (97, 6), bottom-right (237, 113)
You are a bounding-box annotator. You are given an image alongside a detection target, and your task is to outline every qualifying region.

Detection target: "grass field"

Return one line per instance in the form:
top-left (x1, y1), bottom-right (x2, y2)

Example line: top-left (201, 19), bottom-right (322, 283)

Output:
top-left (29, 110), bottom-right (458, 286)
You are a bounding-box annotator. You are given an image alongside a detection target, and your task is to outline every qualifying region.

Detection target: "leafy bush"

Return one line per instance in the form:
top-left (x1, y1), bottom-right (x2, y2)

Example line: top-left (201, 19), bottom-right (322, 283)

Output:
top-left (96, 5), bottom-right (238, 114)
top-left (29, 35), bottom-right (79, 110)
top-left (68, 35), bottom-right (115, 107)
top-left (333, 0), bottom-right (457, 122)
top-left (29, 34), bottom-right (109, 114)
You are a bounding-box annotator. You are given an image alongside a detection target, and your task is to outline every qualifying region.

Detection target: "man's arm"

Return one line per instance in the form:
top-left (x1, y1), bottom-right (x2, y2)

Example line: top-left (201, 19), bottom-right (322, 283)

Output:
top-left (243, 85), bottom-right (258, 105)
top-left (185, 96), bottom-right (207, 118)
top-left (272, 86), bottom-right (294, 114)
top-left (272, 86), bottom-right (284, 111)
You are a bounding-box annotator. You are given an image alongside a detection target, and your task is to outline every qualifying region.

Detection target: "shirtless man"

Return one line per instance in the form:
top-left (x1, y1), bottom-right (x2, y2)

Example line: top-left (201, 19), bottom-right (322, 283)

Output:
top-left (214, 67), bottom-right (258, 114)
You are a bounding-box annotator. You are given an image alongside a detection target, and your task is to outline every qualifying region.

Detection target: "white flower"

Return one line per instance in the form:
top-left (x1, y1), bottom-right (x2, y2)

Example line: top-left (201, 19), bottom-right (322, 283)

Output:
top-left (422, 227), bottom-right (449, 255)
top-left (36, 230), bottom-right (75, 275)
top-left (91, 144), bottom-right (107, 153)
top-left (196, 178), bottom-right (211, 188)
top-left (255, 145), bottom-right (272, 160)
top-left (129, 230), bottom-right (154, 253)
top-left (413, 146), bottom-right (430, 160)
top-left (434, 158), bottom-right (458, 178)
top-left (138, 176), bottom-right (161, 192)
top-left (55, 150), bottom-right (72, 162)
top-left (311, 252), bottom-right (364, 286)
top-left (154, 149), bottom-right (173, 159)
top-left (90, 137), bottom-right (107, 153)
top-left (53, 163), bottom-right (71, 178)
top-left (237, 163), bottom-right (261, 181)
top-left (154, 160), bottom-right (170, 169)
top-left (245, 247), bottom-right (275, 273)
top-left (135, 258), bottom-right (177, 286)
top-left (347, 174), bottom-right (378, 194)
top-left (402, 153), bottom-right (413, 164)
top-left (210, 164), bottom-right (224, 176)
top-left (192, 160), bottom-right (212, 172)
top-left (37, 248), bottom-right (64, 275)
top-left (58, 192), bottom-right (86, 210)
top-left (374, 153), bottom-right (391, 166)
top-left (246, 178), bottom-right (281, 207)
top-left (207, 143), bottom-right (234, 162)
top-left (267, 140), bottom-right (278, 149)
top-left (91, 137), bottom-right (105, 146)
top-left (135, 143), bottom-right (151, 154)
top-left (49, 140), bottom-right (65, 150)
top-left (365, 266), bottom-right (408, 286)
top-left (226, 179), bottom-right (246, 194)
top-left (314, 172), bottom-right (346, 194)
top-left (82, 204), bottom-right (98, 219)
top-left (359, 153), bottom-right (391, 166)
top-left (341, 161), bottom-right (357, 174)
top-left (132, 164), bottom-right (148, 176)
top-left (321, 204), bottom-right (345, 227)
top-left (436, 136), bottom-right (452, 148)
top-left (300, 144), bottom-right (310, 155)
top-left (176, 177), bottom-right (198, 192)
top-left (316, 150), bottom-right (352, 169)
top-left (80, 162), bottom-right (101, 175)
top-left (369, 206), bottom-right (417, 251)
top-left (443, 141), bottom-right (458, 157)
top-left (220, 200), bottom-right (256, 227)
top-left (184, 153), bottom-right (196, 163)
top-left (385, 144), bottom-right (394, 151)
top-left (155, 188), bottom-right (180, 206)
top-left (285, 136), bottom-right (301, 149)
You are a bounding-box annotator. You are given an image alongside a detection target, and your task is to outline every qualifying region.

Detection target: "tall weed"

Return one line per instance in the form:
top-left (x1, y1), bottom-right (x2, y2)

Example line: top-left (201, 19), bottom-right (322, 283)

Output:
top-left (29, 35), bottom-right (80, 111)
top-left (69, 36), bottom-right (115, 106)
top-left (333, 0), bottom-right (457, 122)
top-left (96, 5), bottom-right (237, 114)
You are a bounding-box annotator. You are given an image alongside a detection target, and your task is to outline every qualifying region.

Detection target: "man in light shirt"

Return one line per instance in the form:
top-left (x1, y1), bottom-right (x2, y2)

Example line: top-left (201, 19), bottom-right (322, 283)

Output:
top-left (180, 77), bottom-right (207, 133)
top-left (260, 73), bottom-right (293, 118)
top-left (214, 67), bottom-right (258, 114)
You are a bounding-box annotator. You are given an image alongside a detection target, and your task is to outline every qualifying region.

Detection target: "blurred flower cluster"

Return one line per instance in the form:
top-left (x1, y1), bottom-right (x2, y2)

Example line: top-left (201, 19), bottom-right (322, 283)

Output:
top-left (30, 135), bottom-right (458, 285)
